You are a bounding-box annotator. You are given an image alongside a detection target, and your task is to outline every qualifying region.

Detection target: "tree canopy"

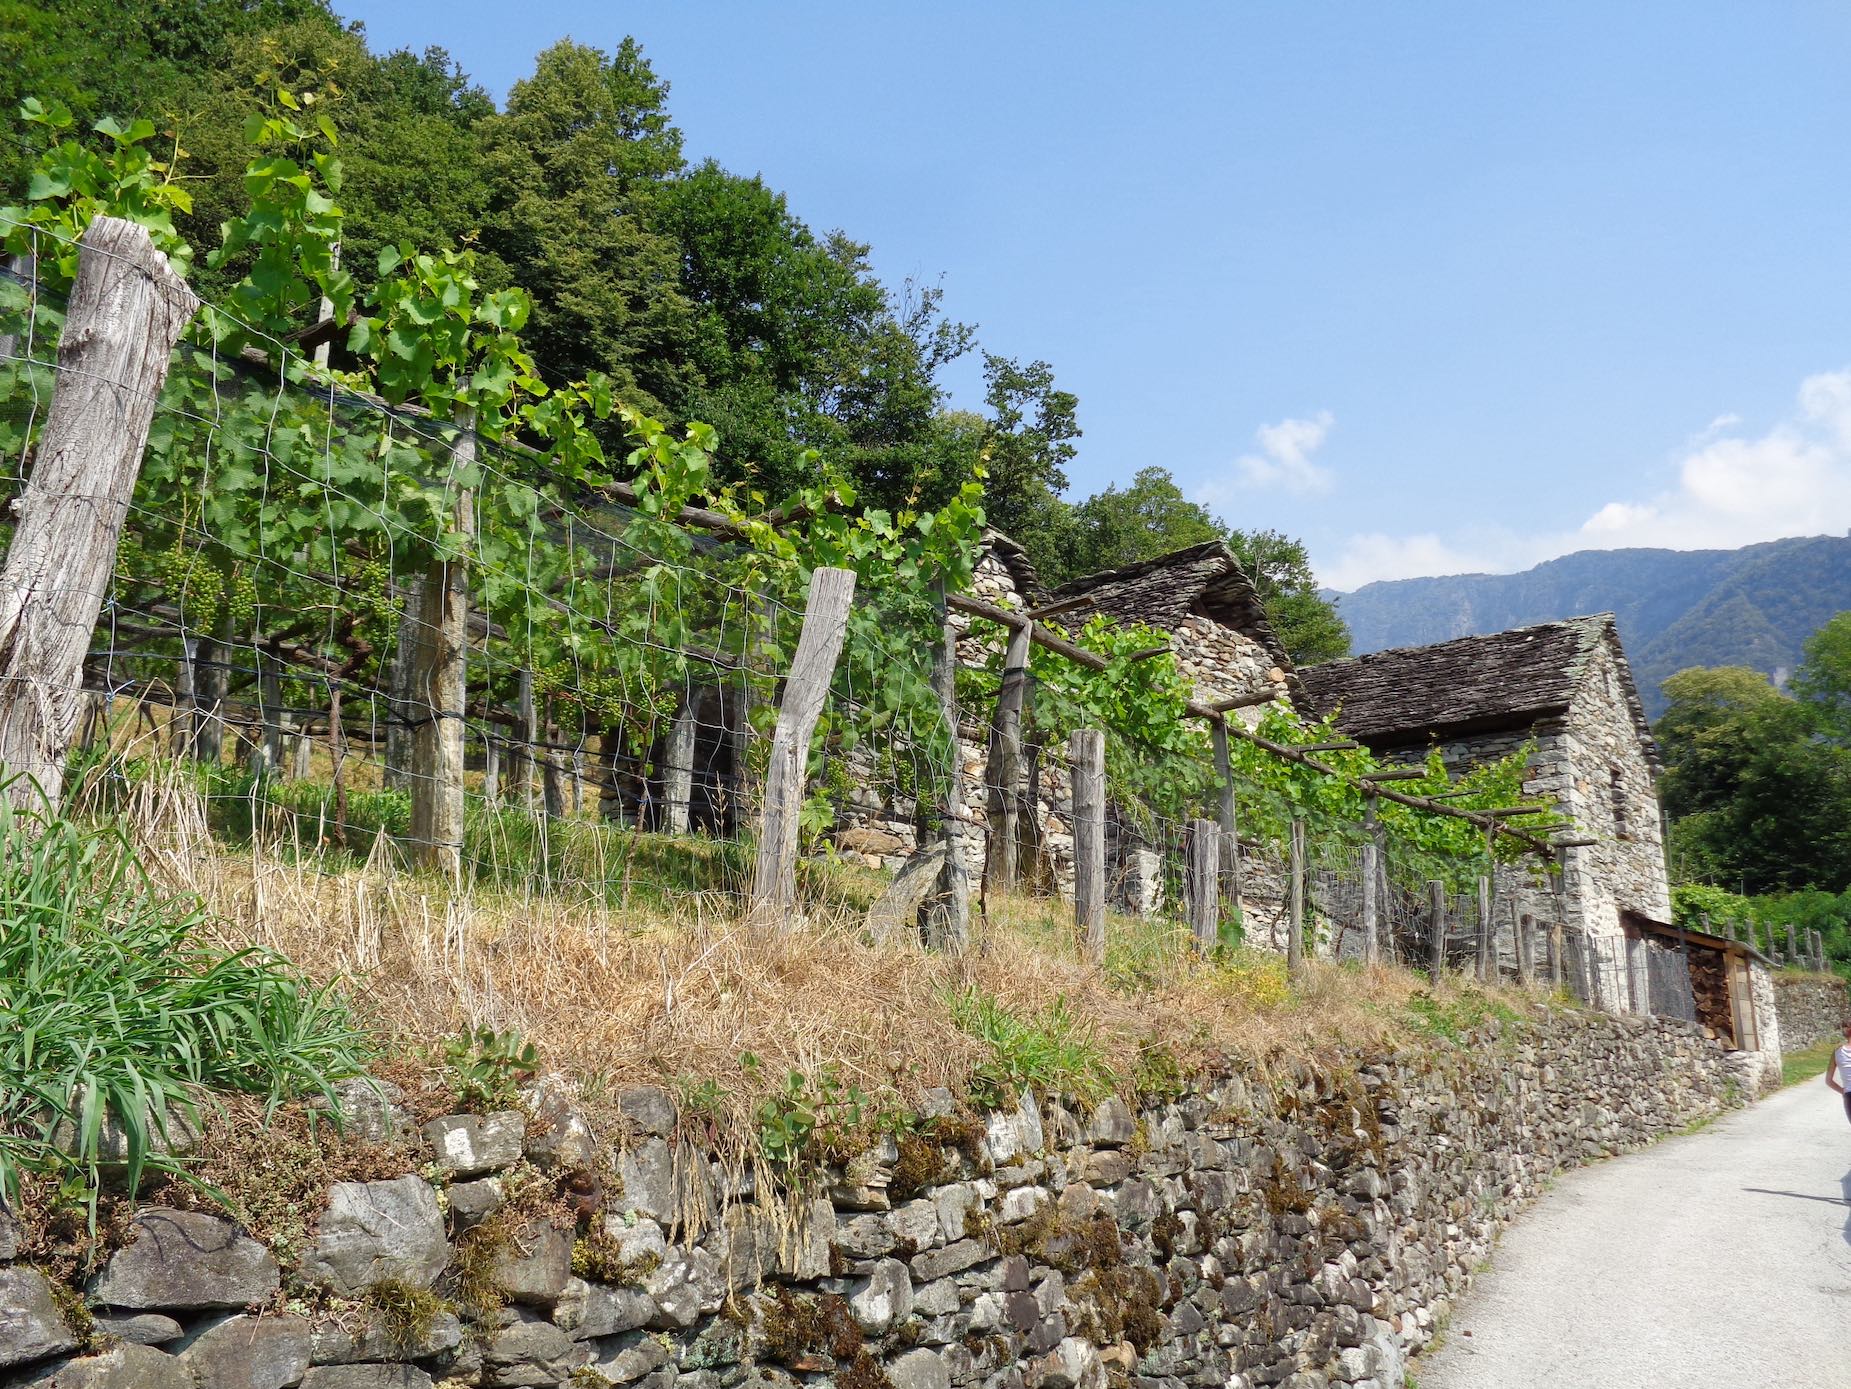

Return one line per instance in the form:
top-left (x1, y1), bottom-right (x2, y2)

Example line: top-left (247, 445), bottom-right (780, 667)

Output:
top-left (4, 3), bottom-right (1348, 661)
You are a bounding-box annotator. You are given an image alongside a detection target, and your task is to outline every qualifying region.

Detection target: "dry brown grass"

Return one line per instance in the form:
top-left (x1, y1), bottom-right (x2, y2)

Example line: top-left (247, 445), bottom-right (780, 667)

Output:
top-left (108, 765), bottom-right (1504, 1161)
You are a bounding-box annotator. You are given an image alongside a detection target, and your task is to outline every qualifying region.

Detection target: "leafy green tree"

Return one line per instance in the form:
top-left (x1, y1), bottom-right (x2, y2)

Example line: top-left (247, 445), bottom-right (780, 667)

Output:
top-left (1657, 664), bottom-right (1851, 893)
top-left (0, 0), bottom-right (336, 194)
top-left (1225, 529), bottom-right (1351, 666)
top-left (475, 38), bottom-right (692, 415)
top-left (977, 353), bottom-right (1079, 565)
top-left (1794, 610), bottom-right (1851, 741)
top-left (1062, 466), bottom-right (1224, 578)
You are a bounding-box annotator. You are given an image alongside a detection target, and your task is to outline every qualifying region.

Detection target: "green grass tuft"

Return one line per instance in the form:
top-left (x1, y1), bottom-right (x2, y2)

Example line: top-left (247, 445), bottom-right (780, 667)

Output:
top-left (0, 785), bottom-right (370, 1209)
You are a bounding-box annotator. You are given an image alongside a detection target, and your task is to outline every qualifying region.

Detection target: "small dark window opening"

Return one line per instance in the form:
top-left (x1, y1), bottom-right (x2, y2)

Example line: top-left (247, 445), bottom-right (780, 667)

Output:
top-left (1610, 766), bottom-right (1631, 841)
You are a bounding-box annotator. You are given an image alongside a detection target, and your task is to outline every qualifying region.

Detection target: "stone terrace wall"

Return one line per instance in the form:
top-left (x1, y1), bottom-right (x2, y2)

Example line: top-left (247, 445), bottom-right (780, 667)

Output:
top-left (1773, 972), bottom-right (1850, 1052)
top-left (0, 1011), bottom-right (1744, 1389)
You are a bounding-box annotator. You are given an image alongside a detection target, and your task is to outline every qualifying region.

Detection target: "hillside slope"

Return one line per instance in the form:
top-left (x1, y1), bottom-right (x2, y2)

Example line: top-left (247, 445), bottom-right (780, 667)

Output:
top-left (1327, 534), bottom-right (1851, 716)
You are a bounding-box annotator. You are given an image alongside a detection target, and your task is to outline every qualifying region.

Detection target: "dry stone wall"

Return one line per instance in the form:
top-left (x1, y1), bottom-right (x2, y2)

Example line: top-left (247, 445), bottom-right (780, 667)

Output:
top-left (0, 1010), bottom-right (1746, 1389)
top-left (1773, 973), bottom-right (1850, 1052)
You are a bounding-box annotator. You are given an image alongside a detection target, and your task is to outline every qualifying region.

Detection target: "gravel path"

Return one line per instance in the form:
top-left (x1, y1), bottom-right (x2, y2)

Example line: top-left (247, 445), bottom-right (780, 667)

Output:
top-left (1418, 1078), bottom-right (1851, 1389)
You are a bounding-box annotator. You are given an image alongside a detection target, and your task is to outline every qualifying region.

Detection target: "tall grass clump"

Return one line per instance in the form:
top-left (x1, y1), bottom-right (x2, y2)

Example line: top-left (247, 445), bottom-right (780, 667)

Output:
top-left (948, 987), bottom-right (1119, 1106)
top-left (0, 787), bottom-right (371, 1207)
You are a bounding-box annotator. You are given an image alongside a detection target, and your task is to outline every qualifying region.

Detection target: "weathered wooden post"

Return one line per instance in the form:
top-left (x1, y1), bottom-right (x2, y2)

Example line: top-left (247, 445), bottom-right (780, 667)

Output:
top-left (1211, 718), bottom-right (1242, 916)
top-left (924, 597), bottom-right (970, 952)
top-left (1187, 817), bottom-right (1219, 953)
top-left (983, 619), bottom-right (1032, 894)
top-left (0, 218), bottom-right (198, 810)
top-left (1813, 928), bottom-right (1828, 973)
top-left (407, 407), bottom-right (476, 879)
top-left (482, 731), bottom-right (500, 808)
top-left (1287, 817), bottom-right (1307, 976)
top-left (1475, 874), bottom-right (1494, 984)
top-left (514, 669), bottom-right (537, 811)
top-left (1548, 917), bottom-right (1564, 990)
top-left (749, 567), bottom-right (856, 920)
top-left (1360, 792), bottom-right (1380, 965)
top-left (1070, 727), bottom-right (1106, 964)
top-left (1516, 911), bottom-right (1534, 987)
top-left (1788, 924), bottom-right (1800, 966)
top-left (662, 693), bottom-right (698, 834)
top-left (1425, 880), bottom-right (1445, 978)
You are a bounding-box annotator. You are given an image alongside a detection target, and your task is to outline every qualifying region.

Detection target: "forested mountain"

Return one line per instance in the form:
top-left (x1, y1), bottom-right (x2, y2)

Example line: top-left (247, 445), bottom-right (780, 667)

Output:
top-left (1328, 534), bottom-right (1851, 716)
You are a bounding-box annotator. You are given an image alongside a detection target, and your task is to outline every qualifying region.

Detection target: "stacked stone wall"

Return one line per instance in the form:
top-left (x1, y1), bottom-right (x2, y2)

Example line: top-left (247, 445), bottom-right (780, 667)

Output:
top-left (1773, 972), bottom-right (1850, 1052)
top-left (0, 1010), bottom-right (1749, 1389)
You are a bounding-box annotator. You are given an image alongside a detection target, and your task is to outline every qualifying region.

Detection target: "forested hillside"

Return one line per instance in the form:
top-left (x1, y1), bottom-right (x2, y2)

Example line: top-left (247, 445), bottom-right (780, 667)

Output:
top-left (1329, 534), bottom-right (1851, 715)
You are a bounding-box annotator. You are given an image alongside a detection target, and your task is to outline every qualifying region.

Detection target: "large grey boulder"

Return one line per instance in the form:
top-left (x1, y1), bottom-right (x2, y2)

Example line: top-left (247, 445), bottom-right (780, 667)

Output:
top-left (7, 1343), bottom-right (190, 1389)
top-left (88, 1208), bottom-right (279, 1311)
top-left (0, 1268), bottom-right (78, 1369)
top-left (421, 1112), bottom-right (525, 1179)
top-left (173, 1312), bottom-right (313, 1389)
top-left (298, 1176), bottom-right (449, 1295)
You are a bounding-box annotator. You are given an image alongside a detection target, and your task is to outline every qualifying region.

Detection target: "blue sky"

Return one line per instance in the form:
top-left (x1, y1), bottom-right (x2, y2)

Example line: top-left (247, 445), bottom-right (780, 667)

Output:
top-left (338, 1), bottom-right (1851, 589)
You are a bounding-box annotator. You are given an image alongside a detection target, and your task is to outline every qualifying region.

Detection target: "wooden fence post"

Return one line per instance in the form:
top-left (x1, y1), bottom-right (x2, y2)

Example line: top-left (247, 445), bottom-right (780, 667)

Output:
top-left (1070, 727), bottom-right (1106, 963)
top-left (0, 218), bottom-right (197, 810)
top-left (1287, 817), bottom-right (1306, 976)
top-left (1788, 924), bottom-right (1800, 965)
top-left (1428, 880), bottom-right (1446, 979)
top-left (749, 567), bottom-right (857, 920)
top-left (1516, 911), bottom-right (1534, 987)
top-left (1476, 875), bottom-right (1493, 983)
top-left (514, 669), bottom-right (537, 811)
top-left (482, 731), bottom-right (500, 808)
top-left (1211, 718), bottom-right (1242, 916)
top-left (662, 692), bottom-right (698, 834)
top-left (1548, 919), bottom-right (1564, 990)
top-left (407, 407), bottom-right (476, 879)
top-left (1814, 929), bottom-right (1827, 972)
top-left (924, 600), bottom-right (970, 951)
top-left (1360, 792), bottom-right (1380, 965)
top-left (1187, 816), bottom-right (1219, 953)
top-left (983, 619), bottom-right (1032, 894)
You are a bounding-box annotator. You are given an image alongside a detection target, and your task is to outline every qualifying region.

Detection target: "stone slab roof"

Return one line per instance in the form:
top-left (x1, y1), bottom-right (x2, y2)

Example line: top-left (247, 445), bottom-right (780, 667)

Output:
top-left (1044, 541), bottom-right (1306, 702)
top-left (1297, 613), bottom-right (1654, 755)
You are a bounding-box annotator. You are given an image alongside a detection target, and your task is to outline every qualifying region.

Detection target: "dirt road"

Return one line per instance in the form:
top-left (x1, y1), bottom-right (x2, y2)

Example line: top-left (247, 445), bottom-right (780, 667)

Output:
top-left (1418, 1078), bottom-right (1851, 1389)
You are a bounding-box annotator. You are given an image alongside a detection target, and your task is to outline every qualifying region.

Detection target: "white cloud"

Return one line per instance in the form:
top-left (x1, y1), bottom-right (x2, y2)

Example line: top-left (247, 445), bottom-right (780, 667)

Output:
top-left (1224, 410), bottom-right (1336, 495)
top-left (1319, 367), bottom-right (1851, 590)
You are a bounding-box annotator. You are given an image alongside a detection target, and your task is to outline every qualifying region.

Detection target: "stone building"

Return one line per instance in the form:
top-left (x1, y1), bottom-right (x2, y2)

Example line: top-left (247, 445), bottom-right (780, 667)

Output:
top-left (834, 538), bottom-right (1298, 908)
top-left (1299, 614), bottom-right (1669, 938)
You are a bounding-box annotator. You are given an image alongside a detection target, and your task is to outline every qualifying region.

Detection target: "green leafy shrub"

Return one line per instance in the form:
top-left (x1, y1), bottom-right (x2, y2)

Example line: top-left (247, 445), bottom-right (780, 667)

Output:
top-left (442, 1027), bottom-right (539, 1111)
top-left (0, 791), bottom-right (369, 1206)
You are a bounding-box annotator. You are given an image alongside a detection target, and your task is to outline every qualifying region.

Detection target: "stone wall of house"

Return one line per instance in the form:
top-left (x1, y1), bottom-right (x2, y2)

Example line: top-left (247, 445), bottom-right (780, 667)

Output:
top-left (1773, 972), bottom-right (1850, 1052)
top-left (0, 1010), bottom-right (1750, 1389)
top-left (1555, 637), bottom-right (1672, 936)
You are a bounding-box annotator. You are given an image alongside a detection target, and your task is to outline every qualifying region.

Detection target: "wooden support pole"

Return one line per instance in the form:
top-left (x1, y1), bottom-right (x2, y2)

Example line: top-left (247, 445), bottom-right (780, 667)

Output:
top-left (749, 567), bottom-right (857, 920)
top-left (1288, 817), bottom-right (1307, 976)
top-left (1070, 727), bottom-right (1106, 964)
top-left (925, 601), bottom-right (971, 952)
top-left (1517, 912), bottom-right (1534, 987)
top-left (1428, 880), bottom-right (1446, 979)
top-left (1476, 875), bottom-right (1494, 983)
top-left (482, 732), bottom-right (500, 808)
top-left (0, 218), bottom-right (197, 810)
top-left (1360, 768), bottom-right (1427, 782)
top-left (513, 669), bottom-right (537, 811)
top-left (1212, 718), bottom-right (1241, 918)
top-left (984, 620), bottom-right (1033, 894)
top-left (1788, 924), bottom-right (1800, 965)
top-left (662, 693), bottom-right (698, 834)
top-left (408, 407), bottom-right (476, 880)
top-left (251, 649), bottom-right (284, 779)
top-left (1548, 917), bottom-right (1564, 990)
top-left (1361, 792), bottom-right (1380, 965)
top-left (1187, 817), bottom-right (1219, 953)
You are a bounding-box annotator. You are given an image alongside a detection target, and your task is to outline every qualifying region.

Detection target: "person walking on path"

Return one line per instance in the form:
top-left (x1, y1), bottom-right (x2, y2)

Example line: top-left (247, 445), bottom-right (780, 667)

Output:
top-left (1826, 1019), bottom-right (1851, 1123)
